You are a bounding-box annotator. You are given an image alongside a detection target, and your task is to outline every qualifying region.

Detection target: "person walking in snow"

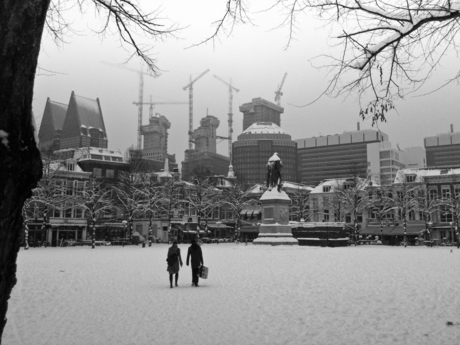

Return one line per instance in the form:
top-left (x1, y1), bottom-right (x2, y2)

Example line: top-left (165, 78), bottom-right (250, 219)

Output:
top-left (166, 240), bottom-right (183, 288)
top-left (186, 238), bottom-right (204, 287)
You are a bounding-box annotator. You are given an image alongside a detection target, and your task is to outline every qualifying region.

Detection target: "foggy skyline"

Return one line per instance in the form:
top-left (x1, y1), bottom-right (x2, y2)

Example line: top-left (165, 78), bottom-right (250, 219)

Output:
top-left (32, 1), bottom-right (460, 166)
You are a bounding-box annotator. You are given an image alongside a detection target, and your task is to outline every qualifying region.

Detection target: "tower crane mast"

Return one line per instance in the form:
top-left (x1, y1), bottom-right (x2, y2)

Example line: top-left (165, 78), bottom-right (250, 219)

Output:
top-left (102, 61), bottom-right (157, 150)
top-left (274, 72), bottom-right (288, 106)
top-left (183, 69), bottom-right (210, 150)
top-left (213, 74), bottom-right (239, 159)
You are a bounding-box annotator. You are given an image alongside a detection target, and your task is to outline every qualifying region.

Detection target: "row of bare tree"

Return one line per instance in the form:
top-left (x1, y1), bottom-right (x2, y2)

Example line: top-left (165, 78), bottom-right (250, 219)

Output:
top-left (22, 164), bottom-right (261, 249)
top-left (297, 175), bottom-right (460, 246)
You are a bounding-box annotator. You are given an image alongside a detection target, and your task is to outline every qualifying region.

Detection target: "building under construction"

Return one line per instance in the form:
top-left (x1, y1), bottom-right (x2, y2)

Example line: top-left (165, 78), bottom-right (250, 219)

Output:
top-left (240, 97), bottom-right (284, 131)
top-left (181, 114), bottom-right (230, 181)
top-left (140, 113), bottom-right (176, 163)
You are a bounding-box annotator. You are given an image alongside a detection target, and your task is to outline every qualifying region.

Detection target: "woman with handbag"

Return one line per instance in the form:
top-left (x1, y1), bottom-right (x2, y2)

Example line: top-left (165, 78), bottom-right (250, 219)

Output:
top-left (166, 240), bottom-right (183, 288)
top-left (186, 238), bottom-right (204, 287)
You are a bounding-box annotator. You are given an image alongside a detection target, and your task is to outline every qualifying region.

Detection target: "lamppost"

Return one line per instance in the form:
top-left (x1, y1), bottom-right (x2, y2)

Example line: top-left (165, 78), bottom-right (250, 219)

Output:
top-left (427, 221), bottom-right (433, 247)
top-left (122, 220), bottom-right (127, 247)
top-left (216, 221), bottom-right (221, 244)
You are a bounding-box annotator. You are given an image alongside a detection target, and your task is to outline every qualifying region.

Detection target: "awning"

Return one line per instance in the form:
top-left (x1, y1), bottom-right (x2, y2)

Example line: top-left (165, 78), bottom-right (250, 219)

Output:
top-left (360, 223), bottom-right (426, 236)
top-left (206, 223), bottom-right (233, 229)
top-left (360, 226), bottom-right (393, 236)
top-left (390, 224), bottom-right (426, 236)
top-left (240, 225), bottom-right (259, 233)
top-left (239, 210), bottom-right (248, 216)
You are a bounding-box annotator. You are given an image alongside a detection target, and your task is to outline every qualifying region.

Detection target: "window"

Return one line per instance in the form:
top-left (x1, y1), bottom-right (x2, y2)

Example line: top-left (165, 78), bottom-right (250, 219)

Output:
top-left (75, 208), bottom-right (83, 218)
top-left (323, 186), bottom-right (331, 192)
top-left (454, 185), bottom-right (460, 198)
top-left (312, 198), bottom-right (318, 208)
top-left (323, 210), bottom-right (329, 222)
top-left (66, 181), bottom-right (73, 196)
top-left (442, 187), bottom-right (450, 199)
top-left (64, 208), bottom-right (72, 218)
top-left (406, 175), bottom-right (416, 183)
top-left (106, 169), bottom-right (114, 178)
top-left (93, 168), bottom-right (102, 177)
top-left (429, 189), bottom-right (437, 201)
top-left (440, 206), bottom-right (453, 222)
top-left (67, 162), bottom-right (75, 171)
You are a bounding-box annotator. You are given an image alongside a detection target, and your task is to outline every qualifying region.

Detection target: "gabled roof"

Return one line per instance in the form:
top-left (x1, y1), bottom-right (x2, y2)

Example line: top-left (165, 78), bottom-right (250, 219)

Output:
top-left (73, 94), bottom-right (106, 130)
top-left (310, 177), bottom-right (377, 194)
top-left (38, 98), bottom-right (68, 142)
top-left (395, 168), bottom-right (460, 183)
top-left (61, 91), bottom-right (107, 139)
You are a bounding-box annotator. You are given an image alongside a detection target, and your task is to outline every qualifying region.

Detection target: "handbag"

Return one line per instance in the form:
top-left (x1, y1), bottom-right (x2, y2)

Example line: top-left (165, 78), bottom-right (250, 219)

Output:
top-left (199, 265), bottom-right (209, 279)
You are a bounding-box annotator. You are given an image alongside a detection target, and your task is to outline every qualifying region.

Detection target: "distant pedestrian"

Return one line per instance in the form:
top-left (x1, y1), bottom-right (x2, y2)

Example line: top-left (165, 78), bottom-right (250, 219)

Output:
top-left (166, 240), bottom-right (183, 288)
top-left (186, 238), bottom-right (204, 287)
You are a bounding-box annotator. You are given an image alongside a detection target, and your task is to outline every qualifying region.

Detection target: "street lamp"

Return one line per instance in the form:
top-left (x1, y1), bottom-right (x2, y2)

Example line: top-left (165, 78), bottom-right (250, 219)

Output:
top-left (427, 221), bottom-right (433, 247)
top-left (216, 221), bottom-right (221, 244)
top-left (122, 220), bottom-right (127, 247)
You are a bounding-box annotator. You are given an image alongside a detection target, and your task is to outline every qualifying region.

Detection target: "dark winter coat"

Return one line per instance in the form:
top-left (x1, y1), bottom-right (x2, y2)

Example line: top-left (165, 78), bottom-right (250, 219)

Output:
top-left (167, 246), bottom-right (182, 275)
top-left (186, 243), bottom-right (203, 269)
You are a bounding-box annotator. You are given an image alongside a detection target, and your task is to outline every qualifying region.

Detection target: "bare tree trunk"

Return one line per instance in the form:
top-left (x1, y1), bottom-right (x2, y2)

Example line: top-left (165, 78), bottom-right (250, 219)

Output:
top-left (0, 1), bottom-right (49, 340)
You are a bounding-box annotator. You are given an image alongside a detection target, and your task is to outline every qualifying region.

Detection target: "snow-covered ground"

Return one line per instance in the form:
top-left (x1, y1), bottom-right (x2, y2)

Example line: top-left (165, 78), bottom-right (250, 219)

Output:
top-left (3, 244), bottom-right (460, 345)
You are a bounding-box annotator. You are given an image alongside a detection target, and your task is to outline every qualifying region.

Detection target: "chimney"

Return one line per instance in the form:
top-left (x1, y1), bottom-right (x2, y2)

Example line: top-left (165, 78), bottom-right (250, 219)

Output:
top-left (357, 122), bottom-right (360, 131)
top-left (451, 124), bottom-right (454, 133)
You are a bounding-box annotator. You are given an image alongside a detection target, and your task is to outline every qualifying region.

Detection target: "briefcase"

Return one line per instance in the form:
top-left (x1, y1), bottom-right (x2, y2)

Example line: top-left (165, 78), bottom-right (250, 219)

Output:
top-left (199, 266), bottom-right (208, 279)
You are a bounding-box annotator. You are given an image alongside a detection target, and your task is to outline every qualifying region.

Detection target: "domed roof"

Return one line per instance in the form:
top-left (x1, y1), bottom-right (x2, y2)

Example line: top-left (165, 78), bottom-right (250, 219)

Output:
top-left (242, 122), bottom-right (287, 135)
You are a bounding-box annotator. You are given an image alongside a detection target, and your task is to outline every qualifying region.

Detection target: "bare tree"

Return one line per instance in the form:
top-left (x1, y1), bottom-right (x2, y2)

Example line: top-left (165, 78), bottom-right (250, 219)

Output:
top-left (112, 171), bottom-right (144, 241)
top-left (219, 180), bottom-right (258, 239)
top-left (439, 174), bottom-right (460, 248)
top-left (323, 194), bottom-right (345, 222)
top-left (390, 181), bottom-right (418, 247)
top-left (414, 186), bottom-right (441, 244)
top-left (157, 179), bottom-right (185, 241)
top-left (184, 177), bottom-right (220, 234)
top-left (334, 176), bottom-right (372, 244)
top-left (289, 186), bottom-right (310, 222)
top-left (139, 173), bottom-right (163, 246)
top-left (0, 1), bottom-right (177, 338)
top-left (76, 177), bottom-right (114, 249)
top-left (369, 185), bottom-right (394, 240)
top-left (209, 1), bottom-right (460, 122)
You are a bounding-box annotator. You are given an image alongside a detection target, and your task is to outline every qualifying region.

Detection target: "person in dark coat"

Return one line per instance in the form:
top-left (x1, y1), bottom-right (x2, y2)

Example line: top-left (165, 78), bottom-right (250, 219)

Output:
top-left (186, 238), bottom-right (204, 287)
top-left (167, 240), bottom-right (183, 288)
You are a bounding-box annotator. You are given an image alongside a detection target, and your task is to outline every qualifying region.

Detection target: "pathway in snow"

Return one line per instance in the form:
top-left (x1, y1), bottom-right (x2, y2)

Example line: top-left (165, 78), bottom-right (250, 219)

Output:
top-left (3, 244), bottom-right (460, 345)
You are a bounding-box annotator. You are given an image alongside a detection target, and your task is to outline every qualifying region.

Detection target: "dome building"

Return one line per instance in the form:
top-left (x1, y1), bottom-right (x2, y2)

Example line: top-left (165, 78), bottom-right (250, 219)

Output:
top-left (232, 122), bottom-right (297, 186)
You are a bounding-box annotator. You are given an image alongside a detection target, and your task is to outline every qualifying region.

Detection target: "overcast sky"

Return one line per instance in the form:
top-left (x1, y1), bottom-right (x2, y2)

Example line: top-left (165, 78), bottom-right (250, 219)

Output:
top-left (33, 1), bottom-right (460, 165)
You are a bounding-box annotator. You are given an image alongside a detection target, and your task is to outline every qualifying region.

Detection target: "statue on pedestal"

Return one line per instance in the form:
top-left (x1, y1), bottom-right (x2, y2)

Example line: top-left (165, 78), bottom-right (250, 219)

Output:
top-left (266, 153), bottom-right (283, 192)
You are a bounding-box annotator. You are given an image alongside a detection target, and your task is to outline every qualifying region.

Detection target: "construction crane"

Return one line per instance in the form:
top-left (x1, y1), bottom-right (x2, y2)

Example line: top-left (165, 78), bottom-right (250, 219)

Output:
top-left (102, 61), bottom-right (157, 149)
top-left (274, 72), bottom-right (288, 106)
top-left (213, 74), bottom-right (239, 159)
top-left (133, 97), bottom-right (188, 119)
top-left (183, 69), bottom-right (210, 150)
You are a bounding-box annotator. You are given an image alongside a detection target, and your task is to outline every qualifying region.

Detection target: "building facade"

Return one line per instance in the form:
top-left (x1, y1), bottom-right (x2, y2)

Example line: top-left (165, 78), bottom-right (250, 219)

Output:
top-left (296, 129), bottom-right (388, 186)
top-left (181, 114), bottom-right (230, 181)
top-left (239, 98), bottom-right (284, 131)
top-left (232, 122), bottom-right (297, 186)
top-left (140, 114), bottom-right (171, 161)
top-left (38, 91), bottom-right (108, 151)
top-left (424, 127), bottom-right (460, 168)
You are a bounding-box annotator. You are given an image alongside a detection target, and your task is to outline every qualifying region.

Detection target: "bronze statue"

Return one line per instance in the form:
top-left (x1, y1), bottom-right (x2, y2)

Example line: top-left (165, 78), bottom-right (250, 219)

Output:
top-left (266, 153), bottom-right (283, 192)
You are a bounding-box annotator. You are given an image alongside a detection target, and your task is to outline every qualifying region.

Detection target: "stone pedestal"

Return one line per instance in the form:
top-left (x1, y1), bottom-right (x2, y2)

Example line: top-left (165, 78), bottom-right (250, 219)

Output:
top-left (253, 188), bottom-right (298, 246)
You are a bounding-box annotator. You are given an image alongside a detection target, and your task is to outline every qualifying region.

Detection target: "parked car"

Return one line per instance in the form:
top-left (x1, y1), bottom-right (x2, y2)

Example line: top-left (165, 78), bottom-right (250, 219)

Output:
top-left (200, 237), bottom-right (212, 244)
